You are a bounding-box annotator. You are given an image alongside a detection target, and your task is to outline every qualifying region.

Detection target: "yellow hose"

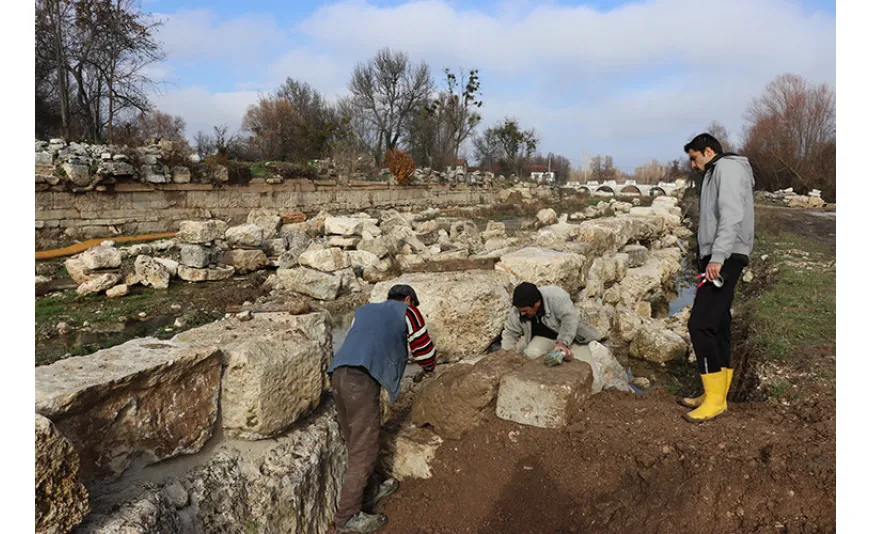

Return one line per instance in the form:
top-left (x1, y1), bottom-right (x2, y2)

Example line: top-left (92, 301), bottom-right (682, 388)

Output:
top-left (36, 232), bottom-right (177, 261)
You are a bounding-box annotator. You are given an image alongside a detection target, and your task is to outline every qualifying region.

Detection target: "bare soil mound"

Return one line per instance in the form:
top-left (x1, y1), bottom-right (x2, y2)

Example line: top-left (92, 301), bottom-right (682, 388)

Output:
top-left (380, 388), bottom-right (834, 534)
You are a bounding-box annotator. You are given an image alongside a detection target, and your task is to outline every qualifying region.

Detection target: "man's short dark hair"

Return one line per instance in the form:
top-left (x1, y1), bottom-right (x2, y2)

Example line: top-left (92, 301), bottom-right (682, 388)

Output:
top-left (512, 282), bottom-right (543, 308)
top-left (684, 133), bottom-right (723, 155)
top-left (387, 284), bottom-right (420, 306)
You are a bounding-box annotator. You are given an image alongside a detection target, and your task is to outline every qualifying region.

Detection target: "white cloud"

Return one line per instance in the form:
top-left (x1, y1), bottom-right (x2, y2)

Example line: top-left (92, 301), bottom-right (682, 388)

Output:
top-left (150, 86), bottom-right (260, 138)
top-left (153, 9), bottom-right (286, 67)
top-left (148, 0), bottom-right (835, 170)
top-left (267, 48), bottom-right (352, 100)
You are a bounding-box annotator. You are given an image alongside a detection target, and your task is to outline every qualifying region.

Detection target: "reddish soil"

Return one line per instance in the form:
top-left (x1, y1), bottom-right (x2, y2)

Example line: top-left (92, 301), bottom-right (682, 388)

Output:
top-left (379, 388), bottom-right (835, 534)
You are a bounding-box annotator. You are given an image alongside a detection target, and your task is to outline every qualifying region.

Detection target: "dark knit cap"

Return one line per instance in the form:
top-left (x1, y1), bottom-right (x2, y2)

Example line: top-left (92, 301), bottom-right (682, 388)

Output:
top-left (512, 282), bottom-right (542, 307)
top-left (388, 284), bottom-right (420, 306)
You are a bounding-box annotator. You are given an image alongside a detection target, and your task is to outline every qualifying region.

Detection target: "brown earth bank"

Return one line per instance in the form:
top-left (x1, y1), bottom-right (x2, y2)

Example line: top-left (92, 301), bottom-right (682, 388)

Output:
top-left (378, 387), bottom-right (835, 534)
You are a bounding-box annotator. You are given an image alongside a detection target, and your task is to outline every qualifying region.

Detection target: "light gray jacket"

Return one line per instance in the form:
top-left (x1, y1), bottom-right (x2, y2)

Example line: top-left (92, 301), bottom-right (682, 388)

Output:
top-left (501, 286), bottom-right (602, 351)
top-left (698, 155), bottom-right (756, 264)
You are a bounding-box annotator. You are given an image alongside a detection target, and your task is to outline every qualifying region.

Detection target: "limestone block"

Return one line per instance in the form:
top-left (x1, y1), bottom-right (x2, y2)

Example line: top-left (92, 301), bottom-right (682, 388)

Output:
top-left (411, 350), bottom-right (527, 440)
top-left (380, 425), bottom-right (444, 481)
top-left (324, 216), bottom-right (363, 236)
top-left (496, 358), bottom-right (593, 428)
top-left (64, 257), bottom-right (92, 285)
top-left (35, 338), bottom-right (222, 483)
top-left (81, 245), bottom-right (122, 270)
top-left (272, 267), bottom-right (342, 300)
top-left (246, 209), bottom-right (282, 240)
top-left (536, 208), bottom-right (558, 226)
top-left (180, 244), bottom-right (213, 268)
top-left (370, 270), bottom-right (511, 361)
top-left (177, 220), bottom-right (227, 244)
top-left (76, 273), bottom-right (121, 296)
top-left (134, 255), bottom-right (171, 289)
top-left (174, 313), bottom-right (331, 439)
top-left (496, 247), bottom-right (587, 295)
top-left (35, 414), bottom-right (89, 534)
top-left (298, 247), bottom-right (351, 273)
top-left (221, 249), bottom-right (268, 273)
top-left (226, 224), bottom-right (265, 249)
top-left (629, 325), bottom-right (688, 363)
top-left (106, 284), bottom-right (128, 299)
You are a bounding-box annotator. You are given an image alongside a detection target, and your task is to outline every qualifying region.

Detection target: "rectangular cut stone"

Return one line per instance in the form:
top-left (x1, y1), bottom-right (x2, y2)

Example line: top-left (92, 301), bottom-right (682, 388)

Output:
top-left (174, 312), bottom-right (332, 440)
top-left (272, 267), bottom-right (342, 300)
top-left (497, 247), bottom-right (587, 295)
top-left (496, 358), bottom-right (593, 429)
top-left (221, 249), bottom-right (268, 272)
top-left (370, 270), bottom-right (511, 362)
top-left (35, 338), bottom-right (222, 483)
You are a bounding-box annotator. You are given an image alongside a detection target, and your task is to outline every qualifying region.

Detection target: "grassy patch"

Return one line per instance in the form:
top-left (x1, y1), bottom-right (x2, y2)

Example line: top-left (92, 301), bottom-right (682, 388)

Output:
top-left (739, 209), bottom-right (836, 364)
top-left (747, 264), bottom-right (835, 361)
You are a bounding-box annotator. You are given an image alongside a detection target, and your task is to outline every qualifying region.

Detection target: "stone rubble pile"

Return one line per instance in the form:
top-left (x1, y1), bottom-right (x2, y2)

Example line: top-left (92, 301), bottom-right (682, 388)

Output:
top-left (35, 137), bottom-right (213, 191)
top-left (756, 187), bottom-right (827, 208)
top-left (35, 188), bottom-right (700, 533)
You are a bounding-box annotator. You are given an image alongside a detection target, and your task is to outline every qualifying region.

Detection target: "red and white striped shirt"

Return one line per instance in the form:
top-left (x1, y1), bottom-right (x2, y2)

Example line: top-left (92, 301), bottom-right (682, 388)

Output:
top-left (405, 305), bottom-right (436, 371)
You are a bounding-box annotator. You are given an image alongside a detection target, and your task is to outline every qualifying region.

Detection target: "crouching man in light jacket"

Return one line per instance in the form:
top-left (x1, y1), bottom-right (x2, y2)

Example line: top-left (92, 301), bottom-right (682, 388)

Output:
top-left (501, 282), bottom-right (602, 361)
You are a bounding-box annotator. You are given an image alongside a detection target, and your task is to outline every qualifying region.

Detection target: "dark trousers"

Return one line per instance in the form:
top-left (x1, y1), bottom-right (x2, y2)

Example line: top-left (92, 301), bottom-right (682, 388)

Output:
top-left (331, 366), bottom-right (382, 526)
top-left (688, 256), bottom-right (746, 375)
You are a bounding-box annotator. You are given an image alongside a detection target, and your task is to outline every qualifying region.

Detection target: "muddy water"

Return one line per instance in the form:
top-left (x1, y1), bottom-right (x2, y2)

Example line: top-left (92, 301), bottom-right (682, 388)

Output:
top-left (37, 315), bottom-right (176, 365)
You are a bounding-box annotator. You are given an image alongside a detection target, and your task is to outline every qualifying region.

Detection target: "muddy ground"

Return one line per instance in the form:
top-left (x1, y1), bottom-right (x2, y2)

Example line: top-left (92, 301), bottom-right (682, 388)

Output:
top-left (35, 267), bottom-right (272, 365)
top-left (377, 206), bottom-right (836, 534)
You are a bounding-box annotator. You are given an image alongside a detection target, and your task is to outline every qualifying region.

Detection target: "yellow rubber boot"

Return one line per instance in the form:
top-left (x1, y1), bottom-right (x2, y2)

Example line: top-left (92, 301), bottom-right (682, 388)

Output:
top-left (682, 371), bottom-right (728, 423)
top-left (723, 367), bottom-right (734, 409)
top-left (679, 391), bottom-right (705, 408)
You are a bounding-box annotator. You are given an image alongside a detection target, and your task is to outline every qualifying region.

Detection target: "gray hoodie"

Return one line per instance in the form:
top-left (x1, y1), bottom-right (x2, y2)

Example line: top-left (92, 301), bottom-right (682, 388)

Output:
top-left (698, 155), bottom-right (755, 265)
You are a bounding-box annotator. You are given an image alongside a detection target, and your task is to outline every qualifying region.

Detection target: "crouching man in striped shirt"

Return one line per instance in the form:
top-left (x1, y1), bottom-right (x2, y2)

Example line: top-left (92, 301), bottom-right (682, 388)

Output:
top-left (327, 284), bottom-right (437, 533)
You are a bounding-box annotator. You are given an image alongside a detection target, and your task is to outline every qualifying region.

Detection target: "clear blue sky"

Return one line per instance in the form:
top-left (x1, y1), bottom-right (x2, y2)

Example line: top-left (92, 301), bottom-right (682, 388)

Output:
top-left (144, 0), bottom-right (836, 172)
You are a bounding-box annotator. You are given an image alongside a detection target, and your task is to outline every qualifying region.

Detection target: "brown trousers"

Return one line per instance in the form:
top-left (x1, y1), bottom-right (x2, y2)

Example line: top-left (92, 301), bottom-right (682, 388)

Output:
top-left (331, 366), bottom-right (382, 526)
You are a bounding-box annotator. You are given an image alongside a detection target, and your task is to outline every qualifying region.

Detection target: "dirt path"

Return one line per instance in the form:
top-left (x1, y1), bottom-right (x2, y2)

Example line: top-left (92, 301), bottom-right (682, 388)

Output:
top-left (378, 207), bottom-right (836, 534)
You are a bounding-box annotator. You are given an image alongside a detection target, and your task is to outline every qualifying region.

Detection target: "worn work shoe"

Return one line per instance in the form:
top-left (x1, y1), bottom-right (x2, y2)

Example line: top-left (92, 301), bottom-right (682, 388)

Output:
top-left (362, 478), bottom-right (399, 511)
top-left (336, 512), bottom-right (388, 533)
top-left (683, 371), bottom-right (728, 423)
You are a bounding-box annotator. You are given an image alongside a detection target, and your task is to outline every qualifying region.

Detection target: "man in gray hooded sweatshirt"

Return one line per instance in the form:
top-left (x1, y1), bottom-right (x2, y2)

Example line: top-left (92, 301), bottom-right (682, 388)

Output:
top-left (680, 133), bottom-right (755, 423)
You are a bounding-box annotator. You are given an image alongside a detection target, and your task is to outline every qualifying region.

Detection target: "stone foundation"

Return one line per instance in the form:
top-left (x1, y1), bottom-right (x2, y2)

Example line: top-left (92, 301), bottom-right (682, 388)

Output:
top-left (36, 183), bottom-right (494, 242)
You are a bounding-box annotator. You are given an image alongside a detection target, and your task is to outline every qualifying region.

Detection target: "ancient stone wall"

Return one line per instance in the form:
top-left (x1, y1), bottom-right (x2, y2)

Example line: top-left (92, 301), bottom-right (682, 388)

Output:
top-left (35, 183), bottom-right (495, 241)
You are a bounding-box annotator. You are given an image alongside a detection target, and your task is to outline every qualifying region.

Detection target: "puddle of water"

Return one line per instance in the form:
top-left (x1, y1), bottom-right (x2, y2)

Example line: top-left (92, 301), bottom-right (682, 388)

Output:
top-left (37, 315), bottom-right (176, 364)
top-left (669, 256), bottom-right (698, 316)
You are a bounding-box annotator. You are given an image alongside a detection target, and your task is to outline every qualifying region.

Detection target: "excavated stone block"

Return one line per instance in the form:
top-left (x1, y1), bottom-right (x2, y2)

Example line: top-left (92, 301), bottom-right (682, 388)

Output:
top-left (496, 358), bottom-right (593, 429)
top-left (35, 337), bottom-right (222, 483)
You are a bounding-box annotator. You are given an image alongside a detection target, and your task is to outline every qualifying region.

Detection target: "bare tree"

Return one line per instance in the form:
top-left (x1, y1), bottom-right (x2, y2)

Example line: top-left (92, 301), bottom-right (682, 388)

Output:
top-left (113, 109), bottom-right (185, 146)
top-left (348, 48), bottom-right (434, 165)
top-left (193, 130), bottom-right (215, 158)
top-left (242, 78), bottom-right (337, 162)
top-left (472, 127), bottom-right (502, 172)
top-left (35, 0), bottom-right (165, 142)
top-left (480, 118), bottom-right (538, 177)
top-left (742, 73), bottom-right (836, 198)
top-left (426, 68), bottom-right (483, 162)
top-left (706, 121), bottom-right (736, 153)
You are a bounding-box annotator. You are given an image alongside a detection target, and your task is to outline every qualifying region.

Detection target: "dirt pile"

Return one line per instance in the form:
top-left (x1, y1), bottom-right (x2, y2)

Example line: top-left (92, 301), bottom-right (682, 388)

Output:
top-left (379, 389), bottom-right (835, 534)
